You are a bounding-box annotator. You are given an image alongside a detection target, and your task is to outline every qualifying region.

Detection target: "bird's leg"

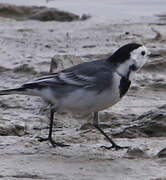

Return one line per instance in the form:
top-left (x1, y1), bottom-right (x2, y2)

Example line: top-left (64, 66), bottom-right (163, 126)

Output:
top-left (37, 109), bottom-right (69, 147)
top-left (93, 112), bottom-right (129, 150)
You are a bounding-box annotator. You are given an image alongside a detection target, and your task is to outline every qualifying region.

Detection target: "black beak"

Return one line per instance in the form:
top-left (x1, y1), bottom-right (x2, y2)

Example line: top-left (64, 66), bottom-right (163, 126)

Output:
top-left (148, 52), bottom-right (161, 58)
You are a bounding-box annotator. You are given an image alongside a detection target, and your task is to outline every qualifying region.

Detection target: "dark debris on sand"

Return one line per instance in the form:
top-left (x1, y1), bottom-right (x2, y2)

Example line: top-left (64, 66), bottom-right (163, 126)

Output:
top-left (0, 3), bottom-right (80, 22)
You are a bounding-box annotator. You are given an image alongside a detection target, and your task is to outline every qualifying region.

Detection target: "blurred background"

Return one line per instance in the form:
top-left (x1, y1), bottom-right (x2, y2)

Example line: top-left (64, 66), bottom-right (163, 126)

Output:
top-left (0, 0), bottom-right (165, 20)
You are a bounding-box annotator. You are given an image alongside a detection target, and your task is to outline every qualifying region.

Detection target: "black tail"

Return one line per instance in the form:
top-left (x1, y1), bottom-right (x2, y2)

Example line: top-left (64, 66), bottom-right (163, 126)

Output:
top-left (0, 87), bottom-right (25, 95)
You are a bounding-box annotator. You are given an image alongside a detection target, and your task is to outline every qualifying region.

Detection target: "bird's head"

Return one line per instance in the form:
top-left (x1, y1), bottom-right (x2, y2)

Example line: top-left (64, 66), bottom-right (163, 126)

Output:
top-left (109, 43), bottom-right (150, 78)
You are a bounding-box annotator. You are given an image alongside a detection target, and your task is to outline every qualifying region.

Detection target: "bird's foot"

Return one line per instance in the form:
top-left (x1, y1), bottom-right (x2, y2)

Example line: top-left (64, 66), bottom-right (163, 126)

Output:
top-left (36, 136), bottom-right (70, 147)
top-left (101, 144), bottom-right (130, 151)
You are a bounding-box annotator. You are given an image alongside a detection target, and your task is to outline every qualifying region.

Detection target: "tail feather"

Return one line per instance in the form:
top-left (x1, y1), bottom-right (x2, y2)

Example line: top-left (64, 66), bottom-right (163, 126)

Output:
top-left (0, 87), bottom-right (25, 95)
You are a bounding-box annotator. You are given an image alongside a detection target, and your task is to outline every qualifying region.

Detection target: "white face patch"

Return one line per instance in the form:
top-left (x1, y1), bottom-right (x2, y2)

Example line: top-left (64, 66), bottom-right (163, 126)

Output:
top-left (130, 46), bottom-right (150, 70)
top-left (116, 46), bottom-right (150, 78)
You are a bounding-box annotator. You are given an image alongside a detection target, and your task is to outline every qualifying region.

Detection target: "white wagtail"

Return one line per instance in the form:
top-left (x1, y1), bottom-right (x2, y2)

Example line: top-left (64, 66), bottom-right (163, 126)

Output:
top-left (0, 43), bottom-right (151, 150)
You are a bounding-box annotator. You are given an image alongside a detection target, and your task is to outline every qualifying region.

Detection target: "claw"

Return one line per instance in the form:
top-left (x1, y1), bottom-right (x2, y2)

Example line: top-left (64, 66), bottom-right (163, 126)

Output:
top-left (101, 145), bottom-right (130, 150)
top-left (36, 136), bottom-right (70, 147)
top-left (36, 136), bottom-right (48, 142)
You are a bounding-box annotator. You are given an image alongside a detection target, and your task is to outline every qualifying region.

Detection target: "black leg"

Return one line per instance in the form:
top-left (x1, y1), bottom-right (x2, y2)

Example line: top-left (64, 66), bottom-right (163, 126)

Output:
top-left (37, 109), bottom-right (69, 147)
top-left (93, 112), bottom-right (129, 150)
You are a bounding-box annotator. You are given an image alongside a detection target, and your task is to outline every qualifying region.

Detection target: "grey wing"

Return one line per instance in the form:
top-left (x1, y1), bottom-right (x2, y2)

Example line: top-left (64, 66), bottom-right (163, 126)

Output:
top-left (21, 59), bottom-right (113, 93)
top-left (22, 70), bottom-right (96, 89)
top-left (21, 70), bottom-right (113, 94)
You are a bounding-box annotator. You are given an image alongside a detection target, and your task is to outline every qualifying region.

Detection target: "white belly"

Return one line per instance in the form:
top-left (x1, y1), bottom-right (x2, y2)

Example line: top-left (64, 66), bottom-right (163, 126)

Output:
top-left (58, 74), bottom-right (121, 113)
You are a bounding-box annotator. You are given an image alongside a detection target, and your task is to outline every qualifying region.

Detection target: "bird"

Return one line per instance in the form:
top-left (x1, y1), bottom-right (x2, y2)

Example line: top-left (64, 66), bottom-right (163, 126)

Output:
top-left (0, 43), bottom-right (151, 150)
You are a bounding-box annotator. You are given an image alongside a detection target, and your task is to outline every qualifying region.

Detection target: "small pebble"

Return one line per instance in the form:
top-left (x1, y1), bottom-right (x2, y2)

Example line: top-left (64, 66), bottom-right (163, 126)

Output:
top-left (126, 147), bottom-right (147, 158)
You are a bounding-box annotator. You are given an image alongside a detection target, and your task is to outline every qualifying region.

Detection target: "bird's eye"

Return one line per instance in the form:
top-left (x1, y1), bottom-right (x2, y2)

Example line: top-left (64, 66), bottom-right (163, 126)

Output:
top-left (141, 51), bottom-right (145, 56)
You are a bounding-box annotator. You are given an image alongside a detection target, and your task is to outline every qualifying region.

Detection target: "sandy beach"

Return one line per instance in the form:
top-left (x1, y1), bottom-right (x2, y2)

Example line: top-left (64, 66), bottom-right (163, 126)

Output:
top-left (0, 1), bottom-right (166, 180)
